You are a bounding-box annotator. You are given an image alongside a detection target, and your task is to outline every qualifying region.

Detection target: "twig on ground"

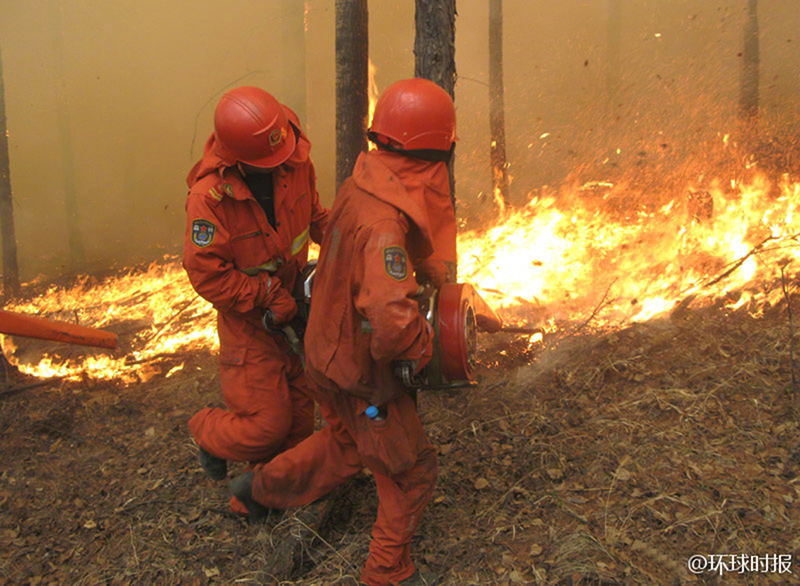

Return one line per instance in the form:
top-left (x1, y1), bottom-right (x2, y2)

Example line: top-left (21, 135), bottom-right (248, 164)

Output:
top-left (124, 352), bottom-right (187, 365)
top-left (146, 296), bottom-right (201, 343)
top-left (567, 277), bottom-right (619, 338)
top-left (0, 376), bottom-right (65, 399)
top-left (700, 234), bottom-right (780, 290)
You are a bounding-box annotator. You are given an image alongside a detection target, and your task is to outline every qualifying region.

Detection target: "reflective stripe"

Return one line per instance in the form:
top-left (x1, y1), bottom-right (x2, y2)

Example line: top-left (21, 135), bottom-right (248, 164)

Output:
top-left (208, 186), bottom-right (223, 201)
top-left (239, 226), bottom-right (310, 275)
top-left (291, 226), bottom-right (310, 255)
top-left (241, 260), bottom-right (282, 275)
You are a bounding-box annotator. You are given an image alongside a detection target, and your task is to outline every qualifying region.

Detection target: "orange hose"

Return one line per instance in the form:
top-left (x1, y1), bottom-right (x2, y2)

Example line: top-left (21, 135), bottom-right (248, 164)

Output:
top-left (0, 309), bottom-right (117, 349)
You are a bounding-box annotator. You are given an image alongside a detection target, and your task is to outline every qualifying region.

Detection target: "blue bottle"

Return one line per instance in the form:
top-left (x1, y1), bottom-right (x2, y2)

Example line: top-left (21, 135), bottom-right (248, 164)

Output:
top-left (365, 405), bottom-right (387, 421)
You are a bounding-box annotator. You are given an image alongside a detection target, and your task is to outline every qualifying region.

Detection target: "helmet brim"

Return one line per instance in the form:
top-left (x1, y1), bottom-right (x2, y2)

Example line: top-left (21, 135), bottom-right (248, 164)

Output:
top-left (238, 126), bottom-right (297, 169)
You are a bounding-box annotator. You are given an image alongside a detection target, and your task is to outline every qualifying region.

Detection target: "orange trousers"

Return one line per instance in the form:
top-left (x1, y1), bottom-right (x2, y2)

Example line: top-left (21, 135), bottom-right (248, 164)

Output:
top-left (251, 389), bottom-right (438, 586)
top-left (189, 333), bottom-right (314, 465)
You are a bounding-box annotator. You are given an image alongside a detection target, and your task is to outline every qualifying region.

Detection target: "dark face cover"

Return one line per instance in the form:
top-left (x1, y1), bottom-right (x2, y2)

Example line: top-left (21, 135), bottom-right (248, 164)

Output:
top-left (368, 131), bottom-right (456, 163)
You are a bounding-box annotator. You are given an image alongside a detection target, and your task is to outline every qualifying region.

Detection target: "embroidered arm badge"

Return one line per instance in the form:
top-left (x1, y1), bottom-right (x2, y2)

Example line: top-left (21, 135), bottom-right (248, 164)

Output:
top-left (383, 246), bottom-right (408, 281)
top-left (191, 219), bottom-right (216, 247)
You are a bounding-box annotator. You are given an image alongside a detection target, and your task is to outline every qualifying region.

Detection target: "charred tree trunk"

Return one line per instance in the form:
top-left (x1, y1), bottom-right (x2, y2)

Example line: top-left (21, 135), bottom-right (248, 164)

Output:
top-left (739, 0), bottom-right (759, 127)
top-left (0, 47), bottom-right (20, 298)
top-left (335, 0), bottom-right (369, 192)
top-left (489, 0), bottom-right (509, 211)
top-left (414, 0), bottom-right (457, 204)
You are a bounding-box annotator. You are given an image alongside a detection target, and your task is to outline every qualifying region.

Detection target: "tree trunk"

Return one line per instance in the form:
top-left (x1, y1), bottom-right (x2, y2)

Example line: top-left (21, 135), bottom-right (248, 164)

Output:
top-left (739, 0), bottom-right (759, 126)
top-left (0, 47), bottom-right (20, 298)
top-left (414, 0), bottom-right (457, 203)
top-left (489, 0), bottom-right (509, 211)
top-left (335, 0), bottom-right (369, 192)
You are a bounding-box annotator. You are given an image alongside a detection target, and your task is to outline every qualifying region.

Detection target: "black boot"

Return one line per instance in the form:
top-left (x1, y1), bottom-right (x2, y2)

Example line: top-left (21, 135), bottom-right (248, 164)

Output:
top-left (198, 446), bottom-right (227, 481)
top-left (229, 470), bottom-right (272, 523)
top-left (399, 569), bottom-right (439, 586)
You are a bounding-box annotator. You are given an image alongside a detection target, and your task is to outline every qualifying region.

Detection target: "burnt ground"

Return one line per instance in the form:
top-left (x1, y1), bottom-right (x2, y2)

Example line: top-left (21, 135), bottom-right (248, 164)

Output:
top-left (1, 290), bottom-right (800, 585)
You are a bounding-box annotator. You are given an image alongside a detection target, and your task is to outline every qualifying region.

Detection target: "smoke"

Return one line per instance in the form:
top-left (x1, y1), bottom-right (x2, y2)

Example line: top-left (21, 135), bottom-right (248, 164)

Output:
top-left (0, 0), bottom-right (798, 281)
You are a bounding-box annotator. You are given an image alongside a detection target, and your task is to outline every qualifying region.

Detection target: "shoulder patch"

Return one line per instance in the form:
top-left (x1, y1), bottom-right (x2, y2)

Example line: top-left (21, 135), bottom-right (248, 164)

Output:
top-left (383, 246), bottom-right (408, 281)
top-left (191, 219), bottom-right (216, 247)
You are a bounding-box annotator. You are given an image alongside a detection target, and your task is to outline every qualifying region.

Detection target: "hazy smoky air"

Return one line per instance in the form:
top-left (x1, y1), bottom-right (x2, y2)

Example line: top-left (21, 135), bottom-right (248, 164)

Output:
top-left (0, 1), bottom-right (798, 281)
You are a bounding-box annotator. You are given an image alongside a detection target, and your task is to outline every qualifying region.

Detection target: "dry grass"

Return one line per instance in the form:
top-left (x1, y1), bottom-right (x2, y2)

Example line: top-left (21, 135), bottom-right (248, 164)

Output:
top-left (2, 284), bottom-right (800, 585)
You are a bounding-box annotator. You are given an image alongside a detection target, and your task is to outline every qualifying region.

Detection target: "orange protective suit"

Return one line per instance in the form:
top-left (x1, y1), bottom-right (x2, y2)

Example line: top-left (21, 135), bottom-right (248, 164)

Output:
top-left (183, 106), bottom-right (329, 467)
top-left (249, 149), bottom-right (456, 586)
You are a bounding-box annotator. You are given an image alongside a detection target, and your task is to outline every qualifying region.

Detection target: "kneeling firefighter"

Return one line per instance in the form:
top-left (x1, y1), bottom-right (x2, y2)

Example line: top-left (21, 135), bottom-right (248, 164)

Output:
top-left (230, 78), bottom-right (458, 586)
top-left (183, 86), bottom-right (329, 513)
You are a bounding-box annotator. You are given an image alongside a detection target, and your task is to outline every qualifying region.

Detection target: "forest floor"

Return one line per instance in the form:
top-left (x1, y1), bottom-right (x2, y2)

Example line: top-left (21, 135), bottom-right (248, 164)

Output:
top-left (1, 283), bottom-right (800, 585)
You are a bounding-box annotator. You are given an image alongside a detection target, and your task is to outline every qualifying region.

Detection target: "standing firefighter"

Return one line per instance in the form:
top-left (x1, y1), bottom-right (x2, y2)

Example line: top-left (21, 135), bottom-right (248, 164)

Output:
top-left (231, 78), bottom-right (457, 586)
top-left (183, 86), bottom-right (329, 514)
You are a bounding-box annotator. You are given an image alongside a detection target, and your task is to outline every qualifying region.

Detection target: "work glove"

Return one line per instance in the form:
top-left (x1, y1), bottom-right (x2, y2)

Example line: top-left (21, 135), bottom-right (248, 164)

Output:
top-left (260, 282), bottom-right (298, 326)
top-left (416, 258), bottom-right (454, 289)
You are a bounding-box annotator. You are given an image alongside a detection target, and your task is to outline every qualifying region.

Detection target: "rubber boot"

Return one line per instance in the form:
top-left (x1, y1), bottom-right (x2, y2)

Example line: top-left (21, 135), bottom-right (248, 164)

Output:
top-left (198, 446), bottom-right (227, 481)
top-left (229, 470), bottom-right (273, 522)
top-left (398, 569), bottom-right (439, 586)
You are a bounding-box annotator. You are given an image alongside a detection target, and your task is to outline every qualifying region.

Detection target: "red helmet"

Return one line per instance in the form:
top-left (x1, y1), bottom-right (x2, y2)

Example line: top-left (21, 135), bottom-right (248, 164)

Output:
top-left (369, 78), bottom-right (456, 152)
top-left (213, 86), bottom-right (296, 168)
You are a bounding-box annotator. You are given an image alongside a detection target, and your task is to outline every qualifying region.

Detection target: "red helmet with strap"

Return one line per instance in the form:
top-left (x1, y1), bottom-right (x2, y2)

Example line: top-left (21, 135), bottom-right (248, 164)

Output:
top-left (369, 78), bottom-right (456, 152)
top-left (213, 86), bottom-right (296, 168)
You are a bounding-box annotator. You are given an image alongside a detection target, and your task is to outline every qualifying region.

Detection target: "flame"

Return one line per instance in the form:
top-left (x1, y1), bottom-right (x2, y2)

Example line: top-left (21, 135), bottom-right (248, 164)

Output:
top-left (3, 146), bottom-right (800, 380)
top-left (1, 258), bottom-right (217, 382)
top-left (367, 58), bottom-right (379, 150)
top-left (459, 171), bottom-right (800, 329)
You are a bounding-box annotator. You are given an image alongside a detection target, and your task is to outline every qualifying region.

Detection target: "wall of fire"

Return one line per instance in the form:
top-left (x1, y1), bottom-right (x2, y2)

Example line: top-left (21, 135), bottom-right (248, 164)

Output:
top-left (0, 0), bottom-right (798, 281)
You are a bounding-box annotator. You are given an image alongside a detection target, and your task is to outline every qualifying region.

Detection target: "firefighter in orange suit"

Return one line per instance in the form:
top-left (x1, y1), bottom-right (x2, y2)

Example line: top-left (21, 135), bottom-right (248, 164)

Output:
top-left (182, 86), bottom-right (329, 508)
top-left (230, 78), bottom-right (457, 586)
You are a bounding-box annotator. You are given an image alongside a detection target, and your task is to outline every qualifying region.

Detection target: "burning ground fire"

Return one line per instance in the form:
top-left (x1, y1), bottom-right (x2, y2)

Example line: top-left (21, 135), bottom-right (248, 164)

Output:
top-left (1, 165), bottom-right (799, 382)
top-left (0, 261), bottom-right (217, 383)
top-left (461, 170), bottom-right (800, 326)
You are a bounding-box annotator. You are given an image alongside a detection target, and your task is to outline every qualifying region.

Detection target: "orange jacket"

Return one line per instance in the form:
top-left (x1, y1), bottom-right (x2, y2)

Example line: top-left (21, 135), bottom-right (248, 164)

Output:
top-left (305, 150), bottom-right (456, 405)
top-left (183, 107), bottom-right (329, 327)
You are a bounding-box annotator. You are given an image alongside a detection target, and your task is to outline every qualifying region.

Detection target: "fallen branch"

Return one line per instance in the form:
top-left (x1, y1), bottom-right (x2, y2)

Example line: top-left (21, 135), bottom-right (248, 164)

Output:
top-left (124, 352), bottom-right (187, 366)
top-left (0, 376), bottom-right (64, 399)
top-left (500, 326), bottom-right (544, 335)
top-left (697, 232), bottom-right (800, 291)
top-left (258, 487), bottom-right (350, 584)
top-left (672, 234), bottom-right (797, 316)
top-left (703, 237), bottom-right (776, 289)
